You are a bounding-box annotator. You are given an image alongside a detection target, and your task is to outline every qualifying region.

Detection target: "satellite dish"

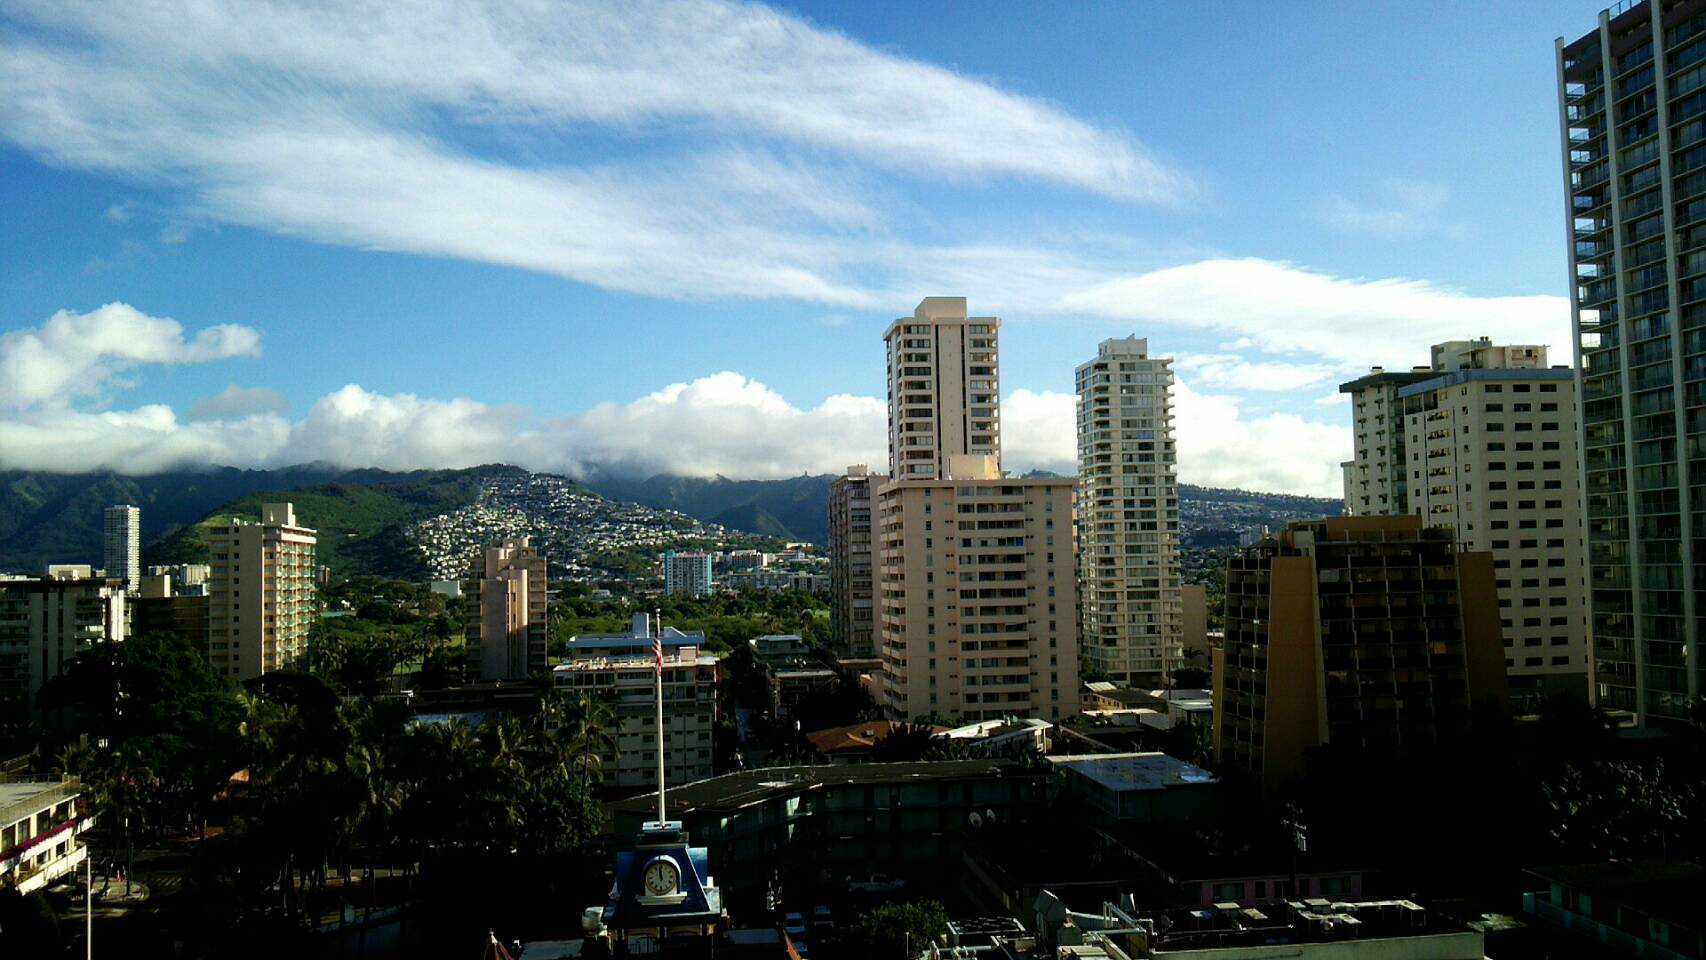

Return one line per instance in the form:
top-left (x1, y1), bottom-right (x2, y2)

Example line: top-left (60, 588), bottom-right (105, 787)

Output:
top-left (985, 808), bottom-right (998, 824)
top-left (968, 811), bottom-right (984, 828)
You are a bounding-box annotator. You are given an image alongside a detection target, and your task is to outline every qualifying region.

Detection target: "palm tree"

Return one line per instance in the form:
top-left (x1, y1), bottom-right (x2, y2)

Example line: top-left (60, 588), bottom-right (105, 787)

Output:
top-left (565, 693), bottom-right (618, 793)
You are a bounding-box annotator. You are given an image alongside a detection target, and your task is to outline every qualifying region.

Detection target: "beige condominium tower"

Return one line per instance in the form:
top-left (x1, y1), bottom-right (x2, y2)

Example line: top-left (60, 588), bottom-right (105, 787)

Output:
top-left (463, 536), bottom-right (548, 681)
top-left (876, 298), bottom-right (1079, 723)
top-left (885, 297), bottom-right (1001, 480)
top-left (1075, 336), bottom-right (1183, 686)
top-left (1339, 339), bottom-right (1591, 707)
top-left (207, 502), bottom-right (317, 680)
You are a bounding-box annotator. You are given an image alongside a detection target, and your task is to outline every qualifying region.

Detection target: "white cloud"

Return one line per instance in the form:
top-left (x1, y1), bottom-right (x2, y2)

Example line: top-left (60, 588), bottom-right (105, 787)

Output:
top-left (0, 405), bottom-right (289, 475)
top-left (0, 303), bottom-right (261, 408)
top-left (1314, 176), bottom-right (1453, 236)
top-left (0, 0), bottom-right (1190, 306)
top-left (1312, 391), bottom-right (1350, 407)
top-left (1000, 389), bottom-right (1077, 476)
top-left (188, 384), bottom-right (288, 421)
top-left (1173, 353), bottom-right (1339, 391)
top-left (1062, 258), bottom-right (1571, 369)
top-left (105, 201), bottom-right (134, 222)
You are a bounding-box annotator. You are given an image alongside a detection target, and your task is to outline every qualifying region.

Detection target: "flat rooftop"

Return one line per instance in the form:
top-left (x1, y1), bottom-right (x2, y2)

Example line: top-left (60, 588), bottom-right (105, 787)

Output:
top-left (1049, 752), bottom-right (1217, 792)
top-left (608, 759), bottom-right (1027, 818)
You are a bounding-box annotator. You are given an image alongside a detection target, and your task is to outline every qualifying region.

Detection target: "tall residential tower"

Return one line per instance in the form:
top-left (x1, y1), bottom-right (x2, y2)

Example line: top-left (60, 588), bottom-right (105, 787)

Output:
top-left (1075, 337), bottom-right (1183, 685)
top-left (1558, 3), bottom-right (1706, 722)
top-left (103, 504), bottom-right (141, 593)
top-left (884, 297), bottom-right (1001, 480)
top-left (463, 536), bottom-right (548, 681)
top-left (829, 465), bottom-right (885, 658)
top-left (207, 502), bottom-right (317, 680)
top-left (876, 298), bottom-right (1079, 723)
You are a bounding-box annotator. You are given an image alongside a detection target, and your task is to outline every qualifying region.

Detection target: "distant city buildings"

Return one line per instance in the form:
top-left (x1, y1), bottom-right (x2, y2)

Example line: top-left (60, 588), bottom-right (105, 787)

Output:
top-left (1341, 339), bottom-right (1590, 705)
top-left (875, 297), bottom-right (1078, 724)
top-left (829, 464), bottom-right (884, 658)
top-left (1559, 8), bottom-right (1703, 724)
top-left (663, 550), bottom-right (714, 596)
top-left (207, 502), bottom-right (317, 680)
top-left (462, 536), bottom-right (547, 681)
top-left (554, 613), bottom-right (717, 788)
top-left (103, 504), bottom-right (140, 593)
top-left (1213, 517), bottom-right (1509, 794)
top-left (1076, 336), bottom-right (1183, 686)
top-left (0, 575), bottom-right (126, 724)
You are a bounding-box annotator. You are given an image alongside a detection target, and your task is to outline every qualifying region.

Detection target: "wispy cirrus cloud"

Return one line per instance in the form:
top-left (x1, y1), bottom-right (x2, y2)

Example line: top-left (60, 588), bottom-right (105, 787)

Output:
top-left (1314, 176), bottom-right (1455, 237)
top-left (0, 0), bottom-right (1191, 306)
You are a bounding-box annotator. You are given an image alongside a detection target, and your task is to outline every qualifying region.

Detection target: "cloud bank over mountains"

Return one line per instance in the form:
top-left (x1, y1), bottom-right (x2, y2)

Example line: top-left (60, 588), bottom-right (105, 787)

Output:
top-left (0, 304), bottom-right (1349, 495)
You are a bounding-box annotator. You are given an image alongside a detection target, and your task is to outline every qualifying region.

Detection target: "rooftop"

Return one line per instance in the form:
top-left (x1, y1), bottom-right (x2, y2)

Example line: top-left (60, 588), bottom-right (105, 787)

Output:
top-left (804, 721), bottom-right (943, 755)
top-left (1527, 861), bottom-right (1706, 930)
top-left (608, 759), bottom-right (1029, 818)
top-left (1048, 753), bottom-right (1217, 793)
top-left (0, 778), bottom-right (80, 826)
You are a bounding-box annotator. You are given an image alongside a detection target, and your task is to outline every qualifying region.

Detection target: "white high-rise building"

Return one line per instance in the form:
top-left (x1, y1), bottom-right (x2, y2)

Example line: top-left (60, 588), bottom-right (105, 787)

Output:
top-left (0, 576), bottom-right (126, 724)
top-left (663, 551), bottom-right (713, 596)
top-left (1074, 337), bottom-right (1182, 685)
top-left (103, 504), bottom-right (141, 593)
top-left (884, 297), bottom-right (1001, 480)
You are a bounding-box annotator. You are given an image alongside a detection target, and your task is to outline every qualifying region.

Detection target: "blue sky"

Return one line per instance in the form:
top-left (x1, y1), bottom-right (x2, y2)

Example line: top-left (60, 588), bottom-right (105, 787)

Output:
top-left (0, 0), bottom-right (1607, 495)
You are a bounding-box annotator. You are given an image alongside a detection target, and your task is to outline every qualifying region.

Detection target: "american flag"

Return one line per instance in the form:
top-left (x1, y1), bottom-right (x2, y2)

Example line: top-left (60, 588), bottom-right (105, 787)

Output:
top-left (652, 613), bottom-right (663, 676)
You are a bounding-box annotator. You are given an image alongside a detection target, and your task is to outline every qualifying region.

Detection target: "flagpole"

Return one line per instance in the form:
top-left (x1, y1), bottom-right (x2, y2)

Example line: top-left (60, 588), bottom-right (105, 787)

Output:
top-left (654, 608), bottom-right (666, 827)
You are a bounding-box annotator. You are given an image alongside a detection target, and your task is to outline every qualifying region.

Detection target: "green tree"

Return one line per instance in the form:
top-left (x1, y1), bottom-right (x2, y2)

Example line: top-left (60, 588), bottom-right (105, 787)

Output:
top-left (838, 899), bottom-right (949, 959)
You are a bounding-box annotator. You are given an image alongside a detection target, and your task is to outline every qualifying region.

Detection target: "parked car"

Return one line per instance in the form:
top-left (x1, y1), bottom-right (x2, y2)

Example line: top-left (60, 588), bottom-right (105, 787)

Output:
top-left (847, 872), bottom-right (906, 893)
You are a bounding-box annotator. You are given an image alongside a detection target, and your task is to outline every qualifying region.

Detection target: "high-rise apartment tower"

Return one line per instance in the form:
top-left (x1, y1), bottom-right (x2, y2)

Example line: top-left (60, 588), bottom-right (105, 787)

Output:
top-left (463, 537), bottom-right (548, 681)
top-left (829, 465), bottom-right (885, 658)
top-left (1558, 2), bottom-right (1706, 722)
top-left (1340, 340), bottom-right (1591, 705)
top-left (1075, 337), bottom-right (1183, 685)
top-left (207, 502), bottom-right (317, 680)
top-left (876, 298), bottom-right (1079, 723)
top-left (884, 297), bottom-right (1001, 480)
top-left (103, 504), bottom-right (140, 593)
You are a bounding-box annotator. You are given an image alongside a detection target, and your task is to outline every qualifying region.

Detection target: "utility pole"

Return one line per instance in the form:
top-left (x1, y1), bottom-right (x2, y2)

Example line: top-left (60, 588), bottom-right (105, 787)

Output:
top-left (86, 843), bottom-right (93, 959)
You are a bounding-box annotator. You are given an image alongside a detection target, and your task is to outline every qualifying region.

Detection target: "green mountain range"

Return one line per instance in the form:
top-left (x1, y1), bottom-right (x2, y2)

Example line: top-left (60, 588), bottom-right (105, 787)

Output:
top-left (1, 464), bottom-right (1344, 580)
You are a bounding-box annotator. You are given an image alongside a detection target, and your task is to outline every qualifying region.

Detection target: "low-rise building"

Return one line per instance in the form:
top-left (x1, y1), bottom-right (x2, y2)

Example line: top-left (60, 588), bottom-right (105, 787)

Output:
top-left (805, 721), bottom-right (941, 764)
top-left (0, 777), bottom-right (92, 894)
top-left (938, 717), bottom-right (1053, 757)
top-left (749, 633), bottom-right (811, 665)
top-left (554, 615), bottom-right (718, 789)
top-left (1048, 752), bottom-right (1218, 825)
top-left (1522, 861), bottom-right (1704, 960)
top-left (607, 759), bottom-right (1048, 916)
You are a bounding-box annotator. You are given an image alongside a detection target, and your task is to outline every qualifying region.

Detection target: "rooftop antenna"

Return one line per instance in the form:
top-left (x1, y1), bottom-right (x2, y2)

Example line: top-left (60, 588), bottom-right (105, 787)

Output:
top-left (653, 607), bottom-right (666, 827)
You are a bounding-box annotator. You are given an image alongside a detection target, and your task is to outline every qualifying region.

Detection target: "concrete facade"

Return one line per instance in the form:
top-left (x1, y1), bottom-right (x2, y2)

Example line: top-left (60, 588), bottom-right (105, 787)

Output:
top-left (1559, 3), bottom-right (1706, 723)
top-left (829, 464), bottom-right (885, 658)
top-left (0, 577), bottom-right (126, 724)
top-left (1076, 336), bottom-right (1184, 685)
top-left (462, 536), bottom-right (547, 681)
top-left (554, 615), bottom-right (717, 789)
top-left (103, 504), bottom-right (140, 593)
top-left (1395, 353), bottom-right (1590, 705)
top-left (0, 779), bottom-right (92, 895)
top-left (207, 502), bottom-right (317, 680)
top-left (883, 297), bottom-right (1001, 480)
top-left (876, 459), bottom-right (1080, 723)
top-left (663, 551), bottom-right (713, 596)
top-left (1213, 517), bottom-right (1510, 795)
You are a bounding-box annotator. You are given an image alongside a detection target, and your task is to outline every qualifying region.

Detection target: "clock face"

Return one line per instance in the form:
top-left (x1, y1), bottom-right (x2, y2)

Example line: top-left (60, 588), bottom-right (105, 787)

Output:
top-left (643, 858), bottom-right (680, 897)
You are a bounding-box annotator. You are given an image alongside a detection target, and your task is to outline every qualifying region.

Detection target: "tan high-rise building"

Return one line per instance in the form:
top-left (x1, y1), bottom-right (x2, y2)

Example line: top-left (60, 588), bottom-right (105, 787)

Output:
top-left (1341, 339), bottom-right (1588, 705)
top-left (877, 455), bottom-right (1079, 723)
top-left (207, 502), bottom-right (316, 680)
top-left (1075, 336), bottom-right (1183, 685)
top-left (884, 297), bottom-right (1001, 480)
top-left (463, 537), bottom-right (547, 681)
top-left (875, 297), bottom-right (1077, 723)
top-left (829, 464), bottom-right (885, 658)
top-left (1212, 517), bottom-right (1510, 795)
